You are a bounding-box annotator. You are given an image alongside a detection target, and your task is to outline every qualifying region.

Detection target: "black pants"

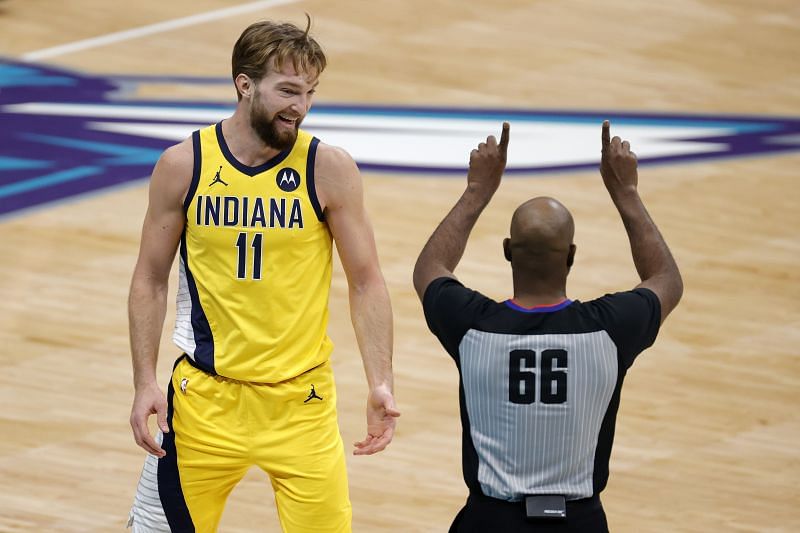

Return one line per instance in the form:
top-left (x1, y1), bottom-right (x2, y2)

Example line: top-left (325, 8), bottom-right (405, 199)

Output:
top-left (450, 493), bottom-right (609, 533)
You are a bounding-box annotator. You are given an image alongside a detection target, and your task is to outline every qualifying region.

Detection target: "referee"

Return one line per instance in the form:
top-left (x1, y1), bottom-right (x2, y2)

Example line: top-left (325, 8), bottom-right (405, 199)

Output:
top-left (413, 121), bottom-right (682, 532)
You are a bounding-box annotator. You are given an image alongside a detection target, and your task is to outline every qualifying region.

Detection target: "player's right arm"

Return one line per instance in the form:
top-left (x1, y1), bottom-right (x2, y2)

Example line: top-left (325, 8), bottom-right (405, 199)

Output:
top-left (599, 120), bottom-right (683, 324)
top-left (128, 139), bottom-right (193, 457)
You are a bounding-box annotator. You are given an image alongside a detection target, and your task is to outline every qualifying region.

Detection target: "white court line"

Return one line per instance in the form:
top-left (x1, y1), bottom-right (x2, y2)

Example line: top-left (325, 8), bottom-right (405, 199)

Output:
top-left (22, 0), bottom-right (300, 62)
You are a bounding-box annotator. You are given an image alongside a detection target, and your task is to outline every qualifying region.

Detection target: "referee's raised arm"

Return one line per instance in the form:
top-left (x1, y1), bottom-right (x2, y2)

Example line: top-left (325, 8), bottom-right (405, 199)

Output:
top-left (599, 120), bottom-right (683, 323)
top-left (413, 122), bottom-right (510, 300)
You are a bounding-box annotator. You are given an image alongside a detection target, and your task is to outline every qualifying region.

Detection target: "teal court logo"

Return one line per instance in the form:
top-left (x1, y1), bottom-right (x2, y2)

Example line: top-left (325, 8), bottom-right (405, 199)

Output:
top-left (2, 58), bottom-right (799, 218)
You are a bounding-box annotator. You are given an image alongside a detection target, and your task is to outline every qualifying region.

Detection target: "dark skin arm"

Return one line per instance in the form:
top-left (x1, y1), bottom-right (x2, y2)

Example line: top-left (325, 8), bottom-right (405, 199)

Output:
top-left (413, 123), bottom-right (510, 300)
top-left (600, 120), bottom-right (683, 323)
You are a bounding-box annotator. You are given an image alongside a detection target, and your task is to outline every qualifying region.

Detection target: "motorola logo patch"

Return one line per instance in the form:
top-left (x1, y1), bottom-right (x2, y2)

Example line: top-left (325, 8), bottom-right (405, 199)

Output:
top-left (276, 168), bottom-right (301, 192)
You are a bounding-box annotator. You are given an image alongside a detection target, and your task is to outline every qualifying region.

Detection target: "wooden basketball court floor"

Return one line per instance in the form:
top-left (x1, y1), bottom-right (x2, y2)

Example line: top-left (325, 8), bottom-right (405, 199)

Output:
top-left (1, 1), bottom-right (798, 531)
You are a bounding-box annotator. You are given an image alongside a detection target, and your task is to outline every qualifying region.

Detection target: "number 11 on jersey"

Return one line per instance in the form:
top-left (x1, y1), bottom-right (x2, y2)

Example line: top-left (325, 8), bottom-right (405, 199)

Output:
top-left (235, 232), bottom-right (263, 280)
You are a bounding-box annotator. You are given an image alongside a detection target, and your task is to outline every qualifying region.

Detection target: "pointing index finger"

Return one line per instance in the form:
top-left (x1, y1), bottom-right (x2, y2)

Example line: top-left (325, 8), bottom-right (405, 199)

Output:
top-left (602, 120), bottom-right (610, 150)
top-left (499, 122), bottom-right (510, 156)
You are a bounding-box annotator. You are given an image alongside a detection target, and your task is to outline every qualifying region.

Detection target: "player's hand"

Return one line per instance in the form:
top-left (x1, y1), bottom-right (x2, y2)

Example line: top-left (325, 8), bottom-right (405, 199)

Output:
top-left (130, 382), bottom-right (169, 457)
top-left (600, 120), bottom-right (638, 196)
top-left (353, 384), bottom-right (401, 456)
top-left (466, 122), bottom-right (510, 197)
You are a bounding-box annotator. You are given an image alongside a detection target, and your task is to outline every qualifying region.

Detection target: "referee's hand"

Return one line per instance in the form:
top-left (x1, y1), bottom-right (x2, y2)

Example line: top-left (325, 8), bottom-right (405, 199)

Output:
top-left (600, 120), bottom-right (638, 197)
top-left (466, 122), bottom-right (510, 198)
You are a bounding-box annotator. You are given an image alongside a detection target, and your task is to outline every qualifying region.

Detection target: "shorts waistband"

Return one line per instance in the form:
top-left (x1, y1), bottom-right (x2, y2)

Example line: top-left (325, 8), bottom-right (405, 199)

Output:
top-left (176, 353), bottom-right (330, 385)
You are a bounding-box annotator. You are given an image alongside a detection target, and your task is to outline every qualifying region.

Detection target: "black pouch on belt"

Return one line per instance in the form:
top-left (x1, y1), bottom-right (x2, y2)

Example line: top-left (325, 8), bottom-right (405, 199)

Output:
top-left (524, 495), bottom-right (566, 520)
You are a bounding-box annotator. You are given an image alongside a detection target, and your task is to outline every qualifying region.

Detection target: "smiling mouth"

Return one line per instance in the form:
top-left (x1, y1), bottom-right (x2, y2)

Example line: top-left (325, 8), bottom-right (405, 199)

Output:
top-left (276, 114), bottom-right (298, 127)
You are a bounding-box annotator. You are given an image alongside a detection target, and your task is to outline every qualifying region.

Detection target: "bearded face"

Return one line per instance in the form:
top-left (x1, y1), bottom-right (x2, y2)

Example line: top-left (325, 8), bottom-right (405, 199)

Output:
top-left (249, 85), bottom-right (303, 150)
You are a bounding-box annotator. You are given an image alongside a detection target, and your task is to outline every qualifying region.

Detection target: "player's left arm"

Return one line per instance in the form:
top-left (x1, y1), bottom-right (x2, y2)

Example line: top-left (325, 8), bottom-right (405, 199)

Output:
top-left (316, 143), bottom-right (400, 456)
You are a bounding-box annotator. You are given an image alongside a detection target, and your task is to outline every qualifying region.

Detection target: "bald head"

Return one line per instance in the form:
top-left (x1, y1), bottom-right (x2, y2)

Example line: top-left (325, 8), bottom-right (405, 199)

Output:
top-left (509, 196), bottom-right (574, 252)
top-left (503, 196), bottom-right (575, 293)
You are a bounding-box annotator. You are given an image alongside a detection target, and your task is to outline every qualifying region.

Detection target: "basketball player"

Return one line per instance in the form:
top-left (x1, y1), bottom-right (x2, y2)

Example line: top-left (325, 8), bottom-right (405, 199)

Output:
top-left (126, 18), bottom-right (400, 532)
top-left (413, 121), bottom-right (682, 532)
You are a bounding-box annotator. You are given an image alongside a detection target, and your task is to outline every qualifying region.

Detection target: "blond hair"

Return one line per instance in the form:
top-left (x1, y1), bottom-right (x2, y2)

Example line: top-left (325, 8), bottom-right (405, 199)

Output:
top-left (231, 15), bottom-right (327, 100)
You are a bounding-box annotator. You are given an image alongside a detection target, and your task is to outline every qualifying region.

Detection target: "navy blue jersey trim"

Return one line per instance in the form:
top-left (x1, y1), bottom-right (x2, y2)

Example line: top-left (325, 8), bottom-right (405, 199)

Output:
top-left (503, 299), bottom-right (574, 313)
top-left (215, 121), bottom-right (291, 176)
top-left (183, 130), bottom-right (201, 212)
top-left (179, 230), bottom-right (215, 373)
top-left (306, 137), bottom-right (324, 221)
top-left (158, 362), bottom-right (195, 532)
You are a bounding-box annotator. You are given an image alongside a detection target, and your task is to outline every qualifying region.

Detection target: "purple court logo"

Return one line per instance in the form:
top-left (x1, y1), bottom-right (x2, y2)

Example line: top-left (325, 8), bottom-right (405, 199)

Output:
top-left (2, 58), bottom-right (799, 218)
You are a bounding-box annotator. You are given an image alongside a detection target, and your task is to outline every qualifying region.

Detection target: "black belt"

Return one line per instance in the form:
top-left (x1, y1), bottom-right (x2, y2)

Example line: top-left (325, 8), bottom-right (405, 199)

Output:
top-left (468, 492), bottom-right (602, 521)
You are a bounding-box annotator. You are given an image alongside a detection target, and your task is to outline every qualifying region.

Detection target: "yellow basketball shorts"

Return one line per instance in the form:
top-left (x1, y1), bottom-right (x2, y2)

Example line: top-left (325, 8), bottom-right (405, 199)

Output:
top-left (128, 355), bottom-right (352, 533)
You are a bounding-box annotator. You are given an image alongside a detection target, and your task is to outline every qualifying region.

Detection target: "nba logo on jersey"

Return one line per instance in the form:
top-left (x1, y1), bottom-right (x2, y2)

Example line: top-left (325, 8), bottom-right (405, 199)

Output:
top-left (277, 168), bottom-right (301, 192)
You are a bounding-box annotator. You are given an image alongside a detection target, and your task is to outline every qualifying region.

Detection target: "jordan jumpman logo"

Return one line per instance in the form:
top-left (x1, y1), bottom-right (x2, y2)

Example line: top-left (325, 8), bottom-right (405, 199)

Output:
top-left (304, 384), bottom-right (323, 403)
top-left (210, 166), bottom-right (228, 187)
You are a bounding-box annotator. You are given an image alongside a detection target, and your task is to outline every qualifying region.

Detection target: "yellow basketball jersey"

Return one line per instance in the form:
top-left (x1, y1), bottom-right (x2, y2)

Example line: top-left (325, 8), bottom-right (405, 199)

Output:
top-left (172, 122), bottom-right (334, 383)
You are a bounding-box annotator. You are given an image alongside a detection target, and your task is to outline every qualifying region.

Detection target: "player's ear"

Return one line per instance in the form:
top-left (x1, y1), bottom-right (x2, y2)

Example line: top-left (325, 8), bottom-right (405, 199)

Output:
top-left (503, 238), bottom-right (512, 262)
top-left (566, 244), bottom-right (576, 269)
top-left (235, 74), bottom-right (253, 99)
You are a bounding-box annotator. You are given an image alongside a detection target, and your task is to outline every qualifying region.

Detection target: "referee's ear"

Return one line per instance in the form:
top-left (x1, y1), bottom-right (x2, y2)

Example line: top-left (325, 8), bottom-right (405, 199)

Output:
top-left (503, 238), bottom-right (512, 263)
top-left (567, 244), bottom-right (576, 270)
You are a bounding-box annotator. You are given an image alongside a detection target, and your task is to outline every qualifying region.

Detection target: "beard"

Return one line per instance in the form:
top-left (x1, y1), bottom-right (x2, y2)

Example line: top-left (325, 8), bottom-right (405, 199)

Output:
top-left (249, 93), bottom-right (302, 151)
